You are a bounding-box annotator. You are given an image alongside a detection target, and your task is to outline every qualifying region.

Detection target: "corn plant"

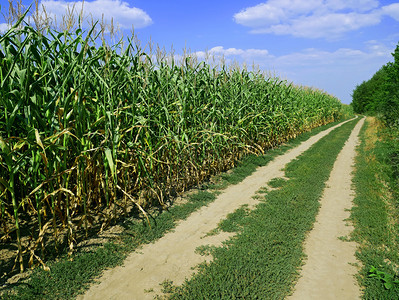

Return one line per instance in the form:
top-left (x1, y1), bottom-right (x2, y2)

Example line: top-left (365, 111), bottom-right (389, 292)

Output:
top-left (0, 9), bottom-right (353, 273)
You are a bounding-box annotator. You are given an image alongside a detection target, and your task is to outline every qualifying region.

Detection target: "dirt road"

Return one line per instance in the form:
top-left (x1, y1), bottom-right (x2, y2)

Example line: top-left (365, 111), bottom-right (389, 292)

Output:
top-left (79, 118), bottom-right (360, 300)
top-left (288, 117), bottom-right (364, 300)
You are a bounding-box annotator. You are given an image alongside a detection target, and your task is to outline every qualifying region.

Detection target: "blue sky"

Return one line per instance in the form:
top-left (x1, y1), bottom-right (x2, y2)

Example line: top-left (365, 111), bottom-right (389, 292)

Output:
top-left (1, 0), bottom-right (399, 104)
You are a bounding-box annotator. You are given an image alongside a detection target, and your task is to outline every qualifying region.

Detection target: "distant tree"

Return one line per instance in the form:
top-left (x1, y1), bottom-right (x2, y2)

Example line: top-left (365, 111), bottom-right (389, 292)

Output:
top-left (351, 67), bottom-right (387, 114)
top-left (382, 44), bottom-right (399, 127)
top-left (351, 81), bottom-right (371, 114)
top-left (351, 42), bottom-right (399, 127)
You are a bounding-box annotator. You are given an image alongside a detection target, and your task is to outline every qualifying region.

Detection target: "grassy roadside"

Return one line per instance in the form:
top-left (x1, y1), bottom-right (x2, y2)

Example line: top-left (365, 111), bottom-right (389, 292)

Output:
top-left (350, 117), bottom-right (399, 299)
top-left (0, 119), bottom-right (351, 299)
top-left (164, 118), bottom-right (360, 299)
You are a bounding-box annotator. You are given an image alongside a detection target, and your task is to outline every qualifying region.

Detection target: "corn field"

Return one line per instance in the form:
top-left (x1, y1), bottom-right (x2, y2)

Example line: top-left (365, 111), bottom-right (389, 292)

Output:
top-left (0, 14), bottom-right (353, 273)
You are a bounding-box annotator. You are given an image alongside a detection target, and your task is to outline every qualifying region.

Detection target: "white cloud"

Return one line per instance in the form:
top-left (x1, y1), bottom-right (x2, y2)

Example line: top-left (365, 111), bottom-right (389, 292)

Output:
top-left (381, 3), bottom-right (399, 21)
top-left (233, 2), bottom-right (286, 27)
top-left (233, 0), bottom-right (391, 39)
top-left (39, 0), bottom-right (152, 29)
top-left (272, 45), bottom-right (390, 68)
top-left (256, 12), bottom-right (381, 38)
top-left (245, 49), bottom-right (270, 56)
top-left (192, 43), bottom-right (390, 73)
top-left (259, 43), bottom-right (393, 103)
top-left (364, 40), bottom-right (393, 56)
top-left (208, 46), bottom-right (243, 56)
top-left (324, 0), bottom-right (379, 12)
top-left (0, 23), bottom-right (11, 33)
top-left (194, 46), bottom-right (270, 62)
top-left (190, 42), bottom-right (393, 103)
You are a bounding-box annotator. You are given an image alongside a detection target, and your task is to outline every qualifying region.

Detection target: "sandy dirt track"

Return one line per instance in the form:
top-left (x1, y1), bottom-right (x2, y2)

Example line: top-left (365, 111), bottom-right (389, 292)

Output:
top-left (79, 118), bottom-right (357, 300)
top-left (288, 117), bottom-right (364, 300)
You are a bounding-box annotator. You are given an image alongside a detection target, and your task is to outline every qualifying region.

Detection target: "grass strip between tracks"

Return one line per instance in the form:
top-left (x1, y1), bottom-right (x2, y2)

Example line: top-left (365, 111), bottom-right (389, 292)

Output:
top-left (350, 117), bottom-right (399, 299)
top-left (165, 118), bottom-right (360, 299)
top-left (1, 119), bottom-right (351, 299)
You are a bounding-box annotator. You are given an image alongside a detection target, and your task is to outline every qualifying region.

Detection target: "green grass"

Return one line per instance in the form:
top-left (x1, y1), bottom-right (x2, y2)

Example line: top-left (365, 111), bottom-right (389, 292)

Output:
top-left (217, 205), bottom-right (251, 234)
top-left (166, 118), bottom-right (360, 299)
top-left (1, 190), bottom-right (217, 300)
top-left (268, 177), bottom-right (287, 188)
top-left (0, 119), bottom-right (351, 299)
top-left (350, 118), bottom-right (399, 299)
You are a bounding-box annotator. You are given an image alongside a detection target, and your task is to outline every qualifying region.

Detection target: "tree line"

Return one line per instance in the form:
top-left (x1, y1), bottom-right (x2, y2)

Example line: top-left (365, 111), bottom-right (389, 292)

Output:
top-left (351, 43), bottom-right (399, 128)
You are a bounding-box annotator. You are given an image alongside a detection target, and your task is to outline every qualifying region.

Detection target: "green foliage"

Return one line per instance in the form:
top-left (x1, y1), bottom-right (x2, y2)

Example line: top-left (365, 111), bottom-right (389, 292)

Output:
top-left (351, 67), bottom-right (389, 114)
top-left (351, 118), bottom-right (399, 299)
top-left (217, 205), bottom-right (250, 233)
top-left (351, 42), bottom-right (399, 128)
top-left (369, 266), bottom-right (399, 290)
top-left (268, 177), bottom-right (287, 188)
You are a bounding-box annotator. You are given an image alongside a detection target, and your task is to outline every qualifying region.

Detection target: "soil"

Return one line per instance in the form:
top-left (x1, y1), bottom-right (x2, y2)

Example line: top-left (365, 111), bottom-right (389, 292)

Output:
top-left (288, 117), bottom-right (365, 300)
top-left (79, 118), bottom-right (360, 300)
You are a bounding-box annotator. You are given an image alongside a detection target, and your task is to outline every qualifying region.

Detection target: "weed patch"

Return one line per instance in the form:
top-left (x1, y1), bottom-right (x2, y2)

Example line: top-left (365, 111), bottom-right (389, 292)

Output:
top-left (351, 117), bottom-right (399, 299)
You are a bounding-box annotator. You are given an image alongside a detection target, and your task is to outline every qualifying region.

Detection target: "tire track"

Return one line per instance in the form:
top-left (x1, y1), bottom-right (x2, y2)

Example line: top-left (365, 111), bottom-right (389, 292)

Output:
top-left (288, 117), bottom-right (365, 300)
top-left (79, 118), bottom-right (356, 300)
